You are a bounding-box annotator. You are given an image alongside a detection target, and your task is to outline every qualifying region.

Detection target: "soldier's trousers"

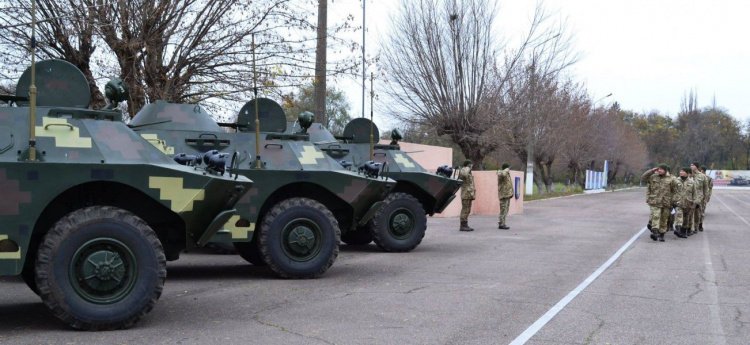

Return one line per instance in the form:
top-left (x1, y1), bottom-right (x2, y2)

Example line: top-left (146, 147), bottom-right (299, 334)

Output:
top-left (675, 207), bottom-right (693, 229)
top-left (498, 197), bottom-right (511, 225)
top-left (649, 206), bottom-right (671, 234)
top-left (693, 204), bottom-right (704, 229)
top-left (461, 199), bottom-right (473, 222)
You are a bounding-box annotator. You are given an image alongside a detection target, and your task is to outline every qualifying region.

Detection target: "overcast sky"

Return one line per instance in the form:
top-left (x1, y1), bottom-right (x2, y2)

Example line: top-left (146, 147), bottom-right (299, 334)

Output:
top-left (330, 0), bottom-right (750, 129)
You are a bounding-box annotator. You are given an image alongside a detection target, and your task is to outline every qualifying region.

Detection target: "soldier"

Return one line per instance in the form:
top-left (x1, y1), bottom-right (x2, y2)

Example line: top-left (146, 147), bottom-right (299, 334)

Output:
top-left (690, 162), bottom-right (709, 233)
top-left (497, 163), bottom-right (513, 230)
top-left (665, 166), bottom-right (678, 233)
top-left (673, 167), bottom-right (697, 238)
top-left (701, 165), bottom-right (713, 214)
top-left (641, 164), bottom-right (678, 242)
top-left (458, 160), bottom-right (475, 232)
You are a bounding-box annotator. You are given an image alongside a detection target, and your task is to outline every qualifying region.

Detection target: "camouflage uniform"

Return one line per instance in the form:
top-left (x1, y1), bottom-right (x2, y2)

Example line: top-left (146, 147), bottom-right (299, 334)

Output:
top-left (497, 168), bottom-right (514, 228)
top-left (674, 176), bottom-right (697, 237)
top-left (641, 169), bottom-right (678, 238)
top-left (704, 174), bottom-right (713, 212)
top-left (666, 172), bottom-right (678, 231)
top-left (458, 166), bottom-right (475, 229)
top-left (691, 170), bottom-right (708, 232)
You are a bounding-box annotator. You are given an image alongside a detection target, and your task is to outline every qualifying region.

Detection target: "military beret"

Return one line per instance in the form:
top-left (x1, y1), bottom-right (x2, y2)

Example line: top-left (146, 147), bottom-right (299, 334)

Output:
top-left (658, 164), bottom-right (669, 171)
top-left (692, 161), bottom-right (701, 168)
top-left (463, 160), bottom-right (472, 167)
top-left (700, 165), bottom-right (708, 171)
top-left (681, 167), bottom-right (691, 174)
top-left (501, 163), bottom-right (510, 170)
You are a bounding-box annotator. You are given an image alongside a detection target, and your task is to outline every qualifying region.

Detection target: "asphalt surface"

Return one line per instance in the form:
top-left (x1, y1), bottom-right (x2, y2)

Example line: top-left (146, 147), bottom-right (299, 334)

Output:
top-left (1, 188), bottom-right (749, 344)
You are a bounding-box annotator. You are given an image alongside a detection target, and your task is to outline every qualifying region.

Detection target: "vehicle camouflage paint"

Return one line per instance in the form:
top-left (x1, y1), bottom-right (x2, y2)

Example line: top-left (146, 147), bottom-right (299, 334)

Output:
top-left (0, 60), bottom-right (253, 330)
top-left (300, 118), bottom-right (461, 252)
top-left (128, 98), bottom-right (396, 279)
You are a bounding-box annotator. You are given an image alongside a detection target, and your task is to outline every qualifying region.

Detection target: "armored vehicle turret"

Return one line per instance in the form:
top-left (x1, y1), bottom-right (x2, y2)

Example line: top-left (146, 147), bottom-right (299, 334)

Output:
top-left (0, 60), bottom-right (253, 330)
top-left (129, 98), bottom-right (396, 279)
top-left (298, 118), bottom-right (461, 252)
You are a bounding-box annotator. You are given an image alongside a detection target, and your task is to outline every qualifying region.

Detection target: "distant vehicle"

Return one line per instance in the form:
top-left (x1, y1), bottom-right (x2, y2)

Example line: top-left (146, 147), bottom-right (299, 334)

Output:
top-left (730, 176), bottom-right (750, 186)
top-left (129, 98), bottom-right (396, 279)
top-left (0, 60), bottom-right (253, 330)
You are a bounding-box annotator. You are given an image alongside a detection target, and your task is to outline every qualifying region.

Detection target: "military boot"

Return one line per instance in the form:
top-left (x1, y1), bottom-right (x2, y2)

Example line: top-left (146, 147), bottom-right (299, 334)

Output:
top-left (498, 223), bottom-right (510, 230)
top-left (675, 226), bottom-right (687, 238)
top-left (460, 221), bottom-right (473, 232)
top-left (658, 232), bottom-right (665, 242)
top-left (699, 223), bottom-right (704, 232)
top-left (650, 228), bottom-right (658, 241)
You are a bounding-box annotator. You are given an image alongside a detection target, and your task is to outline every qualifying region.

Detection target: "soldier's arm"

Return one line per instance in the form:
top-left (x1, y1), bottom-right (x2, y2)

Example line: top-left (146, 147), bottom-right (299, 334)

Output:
top-left (641, 169), bottom-right (655, 183)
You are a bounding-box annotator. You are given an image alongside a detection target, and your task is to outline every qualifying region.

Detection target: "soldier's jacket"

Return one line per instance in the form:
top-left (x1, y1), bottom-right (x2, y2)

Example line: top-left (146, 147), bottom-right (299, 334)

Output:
top-left (497, 168), bottom-right (514, 199)
top-left (706, 175), bottom-right (714, 201)
top-left (692, 171), bottom-right (708, 203)
top-left (674, 176), bottom-right (697, 208)
top-left (459, 166), bottom-right (475, 200)
top-left (641, 169), bottom-right (678, 208)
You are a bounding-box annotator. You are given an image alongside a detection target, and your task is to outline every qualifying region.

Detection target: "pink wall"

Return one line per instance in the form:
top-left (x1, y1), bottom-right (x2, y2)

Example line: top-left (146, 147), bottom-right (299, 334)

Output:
top-left (381, 140), bottom-right (524, 218)
top-left (436, 170), bottom-right (524, 218)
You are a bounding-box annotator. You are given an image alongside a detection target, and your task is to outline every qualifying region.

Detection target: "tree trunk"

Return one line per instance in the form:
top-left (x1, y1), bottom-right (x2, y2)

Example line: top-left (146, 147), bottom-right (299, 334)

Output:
top-left (313, 0), bottom-right (328, 126)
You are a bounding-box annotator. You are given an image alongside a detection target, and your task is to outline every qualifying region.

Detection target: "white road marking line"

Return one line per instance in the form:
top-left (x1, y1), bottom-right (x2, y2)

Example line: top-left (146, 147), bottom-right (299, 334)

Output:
top-left (717, 194), bottom-right (750, 227)
top-left (509, 227), bottom-right (647, 345)
top-left (701, 218), bottom-right (728, 345)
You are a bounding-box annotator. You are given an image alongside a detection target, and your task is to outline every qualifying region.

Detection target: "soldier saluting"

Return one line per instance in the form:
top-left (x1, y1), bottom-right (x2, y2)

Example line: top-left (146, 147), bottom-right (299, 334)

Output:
top-left (641, 164), bottom-right (679, 242)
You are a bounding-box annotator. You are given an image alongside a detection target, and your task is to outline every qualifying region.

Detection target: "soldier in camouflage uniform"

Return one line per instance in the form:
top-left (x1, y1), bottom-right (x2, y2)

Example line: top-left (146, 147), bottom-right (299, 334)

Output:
top-left (665, 166), bottom-right (678, 233)
top-left (701, 165), bottom-right (713, 214)
top-left (497, 163), bottom-right (513, 230)
top-left (641, 164), bottom-right (679, 242)
top-left (673, 167), bottom-right (697, 238)
top-left (458, 160), bottom-right (475, 231)
top-left (690, 162), bottom-right (709, 233)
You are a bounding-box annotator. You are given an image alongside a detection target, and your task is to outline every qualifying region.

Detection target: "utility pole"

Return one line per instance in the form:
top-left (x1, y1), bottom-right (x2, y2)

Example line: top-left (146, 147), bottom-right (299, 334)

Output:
top-left (314, 0), bottom-right (328, 126)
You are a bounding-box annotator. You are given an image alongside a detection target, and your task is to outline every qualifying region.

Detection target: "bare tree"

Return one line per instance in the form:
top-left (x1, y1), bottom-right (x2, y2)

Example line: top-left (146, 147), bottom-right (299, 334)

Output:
top-left (0, 0), bottom-right (107, 107)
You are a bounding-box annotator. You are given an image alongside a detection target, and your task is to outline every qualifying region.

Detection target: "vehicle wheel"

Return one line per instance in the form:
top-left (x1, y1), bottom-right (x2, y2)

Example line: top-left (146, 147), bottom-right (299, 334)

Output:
top-left (369, 192), bottom-right (427, 252)
top-left (258, 198), bottom-right (339, 279)
top-left (35, 206), bottom-right (166, 330)
top-left (21, 263), bottom-right (39, 295)
top-left (341, 229), bottom-right (373, 245)
top-left (234, 238), bottom-right (266, 266)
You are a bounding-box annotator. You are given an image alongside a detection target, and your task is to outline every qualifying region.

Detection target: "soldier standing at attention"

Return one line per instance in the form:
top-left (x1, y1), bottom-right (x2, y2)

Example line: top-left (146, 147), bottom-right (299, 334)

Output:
top-left (701, 165), bottom-right (713, 214)
top-left (673, 167), bottom-right (697, 238)
top-left (458, 160), bottom-right (475, 232)
top-left (497, 163), bottom-right (513, 230)
top-left (690, 162), bottom-right (709, 232)
top-left (641, 164), bottom-right (678, 242)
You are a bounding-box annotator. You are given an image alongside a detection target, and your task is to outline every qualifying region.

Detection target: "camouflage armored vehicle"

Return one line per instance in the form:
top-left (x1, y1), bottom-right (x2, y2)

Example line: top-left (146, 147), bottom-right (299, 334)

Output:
top-left (298, 118), bottom-right (461, 252)
top-left (0, 60), bottom-right (253, 330)
top-left (128, 98), bottom-right (396, 279)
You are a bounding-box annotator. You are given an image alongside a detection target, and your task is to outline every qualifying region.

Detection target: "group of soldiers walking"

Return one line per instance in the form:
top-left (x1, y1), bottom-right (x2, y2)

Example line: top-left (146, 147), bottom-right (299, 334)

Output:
top-left (457, 160), bottom-right (514, 232)
top-left (641, 162), bottom-right (713, 242)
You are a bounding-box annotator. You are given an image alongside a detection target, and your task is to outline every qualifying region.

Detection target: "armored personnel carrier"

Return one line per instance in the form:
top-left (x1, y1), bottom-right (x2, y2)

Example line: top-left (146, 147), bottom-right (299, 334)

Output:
top-left (299, 118), bottom-right (461, 252)
top-left (129, 98), bottom-right (395, 279)
top-left (0, 60), bottom-right (253, 330)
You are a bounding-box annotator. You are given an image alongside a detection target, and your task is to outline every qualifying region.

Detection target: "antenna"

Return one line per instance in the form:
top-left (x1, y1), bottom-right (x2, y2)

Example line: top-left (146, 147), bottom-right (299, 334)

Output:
top-left (252, 34), bottom-right (262, 169)
top-left (369, 73), bottom-right (374, 160)
top-left (28, 0), bottom-right (38, 161)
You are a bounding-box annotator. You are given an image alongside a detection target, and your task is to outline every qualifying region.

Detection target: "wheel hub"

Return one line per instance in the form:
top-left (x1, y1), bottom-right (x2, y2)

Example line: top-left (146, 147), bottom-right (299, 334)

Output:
top-left (70, 238), bottom-right (136, 304)
top-left (389, 210), bottom-right (415, 238)
top-left (288, 226), bottom-right (315, 255)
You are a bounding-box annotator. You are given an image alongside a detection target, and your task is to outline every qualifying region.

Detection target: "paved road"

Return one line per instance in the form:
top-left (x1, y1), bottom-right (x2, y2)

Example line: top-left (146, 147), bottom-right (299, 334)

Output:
top-left (1, 188), bottom-right (748, 344)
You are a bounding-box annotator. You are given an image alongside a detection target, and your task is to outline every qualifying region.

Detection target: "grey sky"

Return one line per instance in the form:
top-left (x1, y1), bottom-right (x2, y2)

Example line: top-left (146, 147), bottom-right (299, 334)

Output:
top-left (331, 0), bottom-right (750, 129)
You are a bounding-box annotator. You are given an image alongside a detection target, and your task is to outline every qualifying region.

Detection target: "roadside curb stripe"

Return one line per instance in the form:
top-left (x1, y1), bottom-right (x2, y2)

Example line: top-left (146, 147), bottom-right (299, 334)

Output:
top-left (509, 226), bottom-right (647, 345)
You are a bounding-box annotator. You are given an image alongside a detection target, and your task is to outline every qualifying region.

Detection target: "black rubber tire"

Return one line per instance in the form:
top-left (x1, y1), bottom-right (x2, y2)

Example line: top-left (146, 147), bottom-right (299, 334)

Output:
top-left (233, 238), bottom-right (266, 266)
top-left (341, 229), bottom-right (373, 246)
top-left (369, 192), bottom-right (427, 253)
top-left (21, 264), bottom-right (39, 295)
top-left (258, 198), bottom-right (340, 279)
top-left (35, 206), bottom-right (166, 331)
